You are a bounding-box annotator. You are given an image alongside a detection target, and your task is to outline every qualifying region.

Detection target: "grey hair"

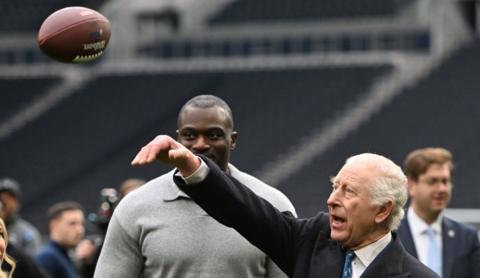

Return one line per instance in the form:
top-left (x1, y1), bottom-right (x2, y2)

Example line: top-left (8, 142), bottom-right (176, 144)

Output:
top-left (345, 153), bottom-right (408, 230)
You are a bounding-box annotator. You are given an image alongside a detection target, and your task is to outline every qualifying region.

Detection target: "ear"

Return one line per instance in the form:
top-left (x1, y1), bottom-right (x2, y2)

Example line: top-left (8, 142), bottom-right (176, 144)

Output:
top-left (407, 177), bottom-right (417, 197)
top-left (49, 219), bottom-right (57, 233)
top-left (230, 131), bottom-right (238, 150)
top-left (175, 129), bottom-right (180, 140)
top-left (375, 200), bottom-right (393, 224)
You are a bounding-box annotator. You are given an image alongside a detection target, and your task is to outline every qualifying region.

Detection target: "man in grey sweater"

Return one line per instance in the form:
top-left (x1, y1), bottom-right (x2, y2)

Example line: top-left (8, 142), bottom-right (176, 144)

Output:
top-left (94, 95), bottom-right (296, 278)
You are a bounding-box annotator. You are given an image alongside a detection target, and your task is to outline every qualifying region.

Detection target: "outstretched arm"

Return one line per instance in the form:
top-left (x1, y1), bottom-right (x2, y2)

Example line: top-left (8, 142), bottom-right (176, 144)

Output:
top-left (131, 135), bottom-right (304, 276)
top-left (131, 135), bottom-right (200, 177)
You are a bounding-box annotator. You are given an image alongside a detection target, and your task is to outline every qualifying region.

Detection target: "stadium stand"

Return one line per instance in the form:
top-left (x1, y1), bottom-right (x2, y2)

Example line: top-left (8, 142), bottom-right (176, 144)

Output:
top-left (280, 38), bottom-right (480, 218)
top-left (0, 77), bottom-right (60, 121)
top-left (0, 0), bottom-right (108, 33)
top-left (209, 0), bottom-right (414, 24)
top-left (0, 65), bottom-right (390, 231)
top-left (1, 0), bottom-right (479, 233)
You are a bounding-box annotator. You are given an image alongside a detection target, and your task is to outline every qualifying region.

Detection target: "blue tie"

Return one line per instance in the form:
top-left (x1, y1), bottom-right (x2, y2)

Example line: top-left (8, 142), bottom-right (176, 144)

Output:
top-left (342, 250), bottom-right (355, 278)
top-left (425, 227), bottom-right (442, 277)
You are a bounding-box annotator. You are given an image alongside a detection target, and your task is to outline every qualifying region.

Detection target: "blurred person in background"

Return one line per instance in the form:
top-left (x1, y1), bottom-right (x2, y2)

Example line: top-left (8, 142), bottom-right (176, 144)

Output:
top-left (36, 201), bottom-right (85, 278)
top-left (77, 179), bottom-right (144, 278)
top-left (117, 178), bottom-right (146, 198)
top-left (0, 218), bottom-right (16, 278)
top-left (94, 94), bottom-right (296, 278)
top-left (398, 147), bottom-right (480, 278)
top-left (0, 178), bottom-right (43, 257)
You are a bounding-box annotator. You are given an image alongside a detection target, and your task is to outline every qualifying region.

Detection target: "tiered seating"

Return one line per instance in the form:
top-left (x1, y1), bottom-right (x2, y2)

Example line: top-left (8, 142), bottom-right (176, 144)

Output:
top-left (0, 77), bottom-right (60, 120)
top-left (0, 66), bottom-right (390, 230)
top-left (281, 39), bottom-right (480, 217)
top-left (0, 0), bottom-right (108, 33)
top-left (138, 0), bottom-right (425, 60)
top-left (210, 0), bottom-right (413, 24)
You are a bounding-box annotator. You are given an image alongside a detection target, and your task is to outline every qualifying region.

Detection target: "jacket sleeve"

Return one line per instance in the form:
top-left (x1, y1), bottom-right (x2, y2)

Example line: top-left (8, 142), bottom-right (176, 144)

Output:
top-left (176, 156), bottom-right (303, 276)
top-left (265, 257), bottom-right (289, 278)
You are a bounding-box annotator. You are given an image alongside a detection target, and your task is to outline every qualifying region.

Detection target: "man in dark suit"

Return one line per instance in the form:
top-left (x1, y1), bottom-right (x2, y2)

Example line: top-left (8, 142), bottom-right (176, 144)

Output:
top-left (131, 135), bottom-right (438, 278)
top-left (398, 147), bottom-right (480, 278)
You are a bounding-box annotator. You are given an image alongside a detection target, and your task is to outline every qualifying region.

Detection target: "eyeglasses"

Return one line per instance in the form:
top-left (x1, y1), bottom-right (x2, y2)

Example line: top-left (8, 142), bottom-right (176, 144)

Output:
top-left (418, 177), bottom-right (452, 186)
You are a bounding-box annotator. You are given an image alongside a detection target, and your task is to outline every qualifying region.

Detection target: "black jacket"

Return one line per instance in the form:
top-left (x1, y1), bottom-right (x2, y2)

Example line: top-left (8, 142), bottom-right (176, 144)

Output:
top-left (175, 156), bottom-right (439, 278)
top-left (4, 243), bottom-right (50, 278)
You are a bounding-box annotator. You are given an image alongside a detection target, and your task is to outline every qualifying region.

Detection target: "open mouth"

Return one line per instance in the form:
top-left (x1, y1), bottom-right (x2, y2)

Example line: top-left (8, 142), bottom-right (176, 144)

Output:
top-left (330, 214), bottom-right (347, 228)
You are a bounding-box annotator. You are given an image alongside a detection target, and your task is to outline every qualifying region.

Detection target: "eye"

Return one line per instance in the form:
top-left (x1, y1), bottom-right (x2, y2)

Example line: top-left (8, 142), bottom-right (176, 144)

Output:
top-left (207, 130), bottom-right (225, 140)
top-left (344, 187), bottom-right (355, 194)
top-left (179, 130), bottom-right (196, 140)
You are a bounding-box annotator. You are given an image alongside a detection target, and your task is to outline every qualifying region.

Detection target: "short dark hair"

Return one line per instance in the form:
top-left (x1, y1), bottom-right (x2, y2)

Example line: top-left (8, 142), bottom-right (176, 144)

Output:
top-left (178, 94), bottom-right (234, 128)
top-left (403, 147), bottom-right (453, 180)
top-left (47, 201), bottom-right (83, 222)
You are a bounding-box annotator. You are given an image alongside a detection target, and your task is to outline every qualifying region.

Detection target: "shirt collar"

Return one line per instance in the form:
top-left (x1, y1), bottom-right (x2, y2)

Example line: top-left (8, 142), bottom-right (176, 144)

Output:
top-left (407, 206), bottom-right (443, 235)
top-left (163, 164), bottom-right (235, 201)
top-left (353, 232), bottom-right (392, 268)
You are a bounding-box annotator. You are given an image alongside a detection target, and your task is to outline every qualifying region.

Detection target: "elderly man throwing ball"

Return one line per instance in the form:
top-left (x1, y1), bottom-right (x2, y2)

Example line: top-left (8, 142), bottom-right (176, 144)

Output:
top-left (131, 135), bottom-right (438, 278)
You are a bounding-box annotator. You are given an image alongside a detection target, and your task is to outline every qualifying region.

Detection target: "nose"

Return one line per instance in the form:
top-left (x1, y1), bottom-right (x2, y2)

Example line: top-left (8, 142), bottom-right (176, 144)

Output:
top-left (192, 136), bottom-right (210, 152)
top-left (77, 224), bottom-right (85, 237)
top-left (327, 189), bottom-right (340, 208)
top-left (436, 182), bottom-right (451, 192)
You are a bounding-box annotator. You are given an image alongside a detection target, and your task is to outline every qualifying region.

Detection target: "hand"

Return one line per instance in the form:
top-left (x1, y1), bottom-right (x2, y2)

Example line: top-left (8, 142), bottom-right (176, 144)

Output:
top-left (131, 135), bottom-right (200, 177)
top-left (75, 239), bottom-right (97, 262)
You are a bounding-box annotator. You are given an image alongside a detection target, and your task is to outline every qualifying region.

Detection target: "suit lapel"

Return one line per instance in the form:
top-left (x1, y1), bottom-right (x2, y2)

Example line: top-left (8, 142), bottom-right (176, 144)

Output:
top-left (442, 218), bottom-right (456, 278)
top-left (310, 231), bottom-right (345, 278)
top-left (398, 217), bottom-right (418, 258)
top-left (360, 233), bottom-right (409, 278)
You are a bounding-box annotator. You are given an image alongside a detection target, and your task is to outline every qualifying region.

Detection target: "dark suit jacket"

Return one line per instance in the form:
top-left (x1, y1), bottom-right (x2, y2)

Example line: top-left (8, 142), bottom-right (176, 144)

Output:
top-left (176, 157), bottom-right (438, 278)
top-left (398, 214), bottom-right (480, 278)
top-left (36, 240), bottom-right (77, 278)
top-left (3, 244), bottom-right (51, 278)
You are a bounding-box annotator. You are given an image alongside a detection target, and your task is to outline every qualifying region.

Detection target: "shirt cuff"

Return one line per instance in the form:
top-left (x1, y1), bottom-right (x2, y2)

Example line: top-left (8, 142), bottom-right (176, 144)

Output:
top-left (182, 158), bottom-right (209, 184)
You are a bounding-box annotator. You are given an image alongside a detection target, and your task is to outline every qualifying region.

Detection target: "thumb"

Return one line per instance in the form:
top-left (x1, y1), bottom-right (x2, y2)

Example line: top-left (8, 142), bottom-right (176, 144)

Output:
top-left (168, 146), bottom-right (190, 163)
top-left (168, 146), bottom-right (200, 176)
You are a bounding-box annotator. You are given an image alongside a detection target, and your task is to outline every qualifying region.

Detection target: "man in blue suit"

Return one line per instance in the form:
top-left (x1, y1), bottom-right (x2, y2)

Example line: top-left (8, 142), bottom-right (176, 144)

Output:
top-left (398, 147), bottom-right (480, 278)
top-left (36, 201), bottom-right (85, 278)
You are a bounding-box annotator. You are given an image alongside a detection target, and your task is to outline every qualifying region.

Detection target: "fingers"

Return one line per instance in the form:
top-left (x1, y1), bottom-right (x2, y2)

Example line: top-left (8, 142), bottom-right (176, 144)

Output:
top-left (168, 147), bottom-right (187, 161)
top-left (131, 145), bottom-right (151, 165)
top-left (131, 135), bottom-right (180, 166)
top-left (169, 147), bottom-right (201, 177)
top-left (131, 136), bottom-right (164, 165)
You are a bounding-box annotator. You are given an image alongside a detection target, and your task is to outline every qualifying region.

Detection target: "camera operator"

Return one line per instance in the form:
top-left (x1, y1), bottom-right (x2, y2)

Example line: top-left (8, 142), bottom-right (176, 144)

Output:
top-left (76, 188), bottom-right (119, 278)
top-left (76, 179), bottom-right (144, 278)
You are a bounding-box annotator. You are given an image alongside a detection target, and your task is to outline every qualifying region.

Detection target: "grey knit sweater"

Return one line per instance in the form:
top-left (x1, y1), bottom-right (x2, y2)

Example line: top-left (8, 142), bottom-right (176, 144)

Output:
top-left (94, 164), bottom-right (296, 278)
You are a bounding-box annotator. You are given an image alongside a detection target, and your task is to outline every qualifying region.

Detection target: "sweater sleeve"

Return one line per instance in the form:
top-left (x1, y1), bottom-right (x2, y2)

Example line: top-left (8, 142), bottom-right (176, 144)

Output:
top-left (94, 212), bottom-right (144, 278)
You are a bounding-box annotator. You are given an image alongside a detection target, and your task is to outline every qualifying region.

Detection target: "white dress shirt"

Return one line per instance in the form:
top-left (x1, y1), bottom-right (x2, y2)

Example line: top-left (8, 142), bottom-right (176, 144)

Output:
top-left (406, 207), bottom-right (443, 265)
top-left (351, 232), bottom-right (392, 278)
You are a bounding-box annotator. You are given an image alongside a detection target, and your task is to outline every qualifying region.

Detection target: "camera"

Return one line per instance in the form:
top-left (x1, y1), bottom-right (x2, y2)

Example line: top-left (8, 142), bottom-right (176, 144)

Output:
top-left (88, 188), bottom-right (119, 235)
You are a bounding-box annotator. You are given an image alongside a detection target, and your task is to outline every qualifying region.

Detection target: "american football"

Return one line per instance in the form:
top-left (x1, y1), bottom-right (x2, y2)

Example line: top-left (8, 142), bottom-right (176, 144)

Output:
top-left (38, 6), bottom-right (111, 63)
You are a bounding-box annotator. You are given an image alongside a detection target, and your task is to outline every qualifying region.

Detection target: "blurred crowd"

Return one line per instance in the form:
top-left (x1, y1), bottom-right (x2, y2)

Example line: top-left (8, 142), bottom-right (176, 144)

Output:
top-left (0, 177), bottom-right (145, 278)
top-left (0, 95), bottom-right (478, 278)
